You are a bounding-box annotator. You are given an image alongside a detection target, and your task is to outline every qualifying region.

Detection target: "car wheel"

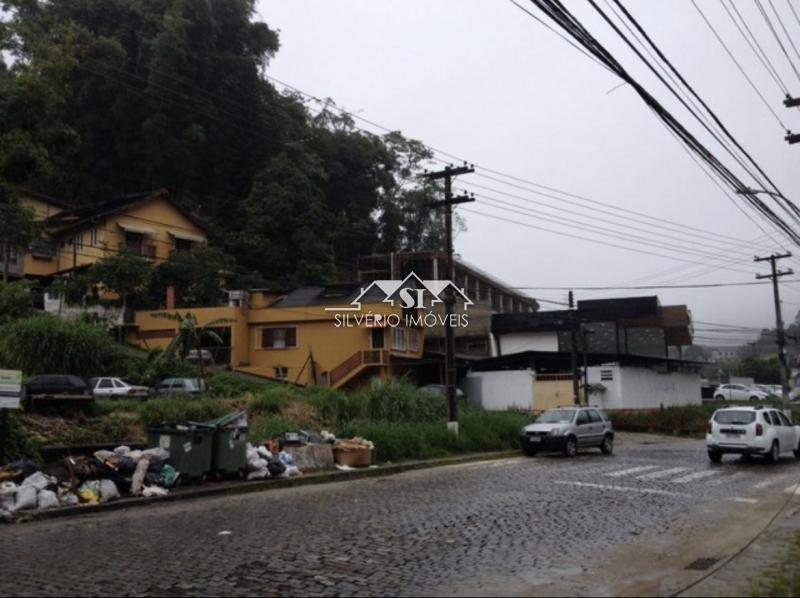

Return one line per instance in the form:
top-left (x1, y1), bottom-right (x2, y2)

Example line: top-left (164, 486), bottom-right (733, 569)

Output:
top-left (523, 448), bottom-right (538, 457)
top-left (600, 434), bottom-right (614, 455)
top-left (794, 444), bottom-right (800, 459)
top-left (750, 396), bottom-right (759, 402)
top-left (767, 441), bottom-right (780, 464)
top-left (563, 436), bottom-right (578, 458)
top-left (714, 394), bottom-right (725, 401)
top-left (708, 449), bottom-right (723, 464)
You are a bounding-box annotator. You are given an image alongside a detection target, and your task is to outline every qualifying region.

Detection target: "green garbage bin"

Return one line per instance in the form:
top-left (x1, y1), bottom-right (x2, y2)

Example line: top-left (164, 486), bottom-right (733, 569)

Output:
top-left (147, 423), bottom-right (215, 481)
top-left (206, 411), bottom-right (248, 478)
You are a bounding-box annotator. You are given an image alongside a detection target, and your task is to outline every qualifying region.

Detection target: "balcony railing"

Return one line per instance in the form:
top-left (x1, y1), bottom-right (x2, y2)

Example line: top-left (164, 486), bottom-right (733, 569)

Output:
top-left (119, 243), bottom-right (157, 260)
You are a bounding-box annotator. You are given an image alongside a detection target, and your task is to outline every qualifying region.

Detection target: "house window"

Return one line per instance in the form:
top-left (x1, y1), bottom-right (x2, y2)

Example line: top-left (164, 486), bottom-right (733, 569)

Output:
top-left (371, 327), bottom-right (385, 349)
top-left (90, 228), bottom-right (98, 246)
top-left (409, 328), bottom-right (419, 352)
top-left (392, 328), bottom-right (406, 351)
top-left (74, 234), bottom-right (84, 249)
top-left (600, 369), bottom-right (614, 381)
top-left (274, 366), bottom-right (288, 380)
top-left (174, 238), bottom-right (192, 254)
top-left (261, 327), bottom-right (297, 349)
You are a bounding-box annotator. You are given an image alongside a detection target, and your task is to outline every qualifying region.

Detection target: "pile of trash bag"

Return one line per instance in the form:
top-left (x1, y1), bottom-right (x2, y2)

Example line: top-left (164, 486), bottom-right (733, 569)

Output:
top-left (0, 445), bottom-right (181, 517)
top-left (245, 443), bottom-right (301, 480)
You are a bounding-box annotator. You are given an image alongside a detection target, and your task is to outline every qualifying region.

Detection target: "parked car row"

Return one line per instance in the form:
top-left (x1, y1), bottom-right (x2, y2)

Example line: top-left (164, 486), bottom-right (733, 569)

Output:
top-left (24, 375), bottom-right (209, 400)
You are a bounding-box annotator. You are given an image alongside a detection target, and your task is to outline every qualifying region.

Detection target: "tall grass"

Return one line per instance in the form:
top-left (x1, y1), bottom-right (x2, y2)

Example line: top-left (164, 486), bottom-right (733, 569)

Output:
top-left (0, 314), bottom-right (124, 377)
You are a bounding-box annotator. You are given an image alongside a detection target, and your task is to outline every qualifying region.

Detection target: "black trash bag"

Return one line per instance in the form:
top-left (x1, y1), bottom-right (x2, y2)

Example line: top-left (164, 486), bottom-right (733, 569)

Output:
top-left (145, 471), bottom-right (164, 486)
top-left (116, 456), bottom-right (136, 476)
top-left (266, 457), bottom-right (286, 477)
top-left (147, 457), bottom-right (165, 473)
top-left (9, 459), bottom-right (38, 480)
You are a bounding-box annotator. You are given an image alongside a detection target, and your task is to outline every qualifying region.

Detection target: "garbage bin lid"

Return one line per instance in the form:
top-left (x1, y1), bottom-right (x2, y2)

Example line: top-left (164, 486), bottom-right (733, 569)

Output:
top-left (203, 410), bottom-right (248, 429)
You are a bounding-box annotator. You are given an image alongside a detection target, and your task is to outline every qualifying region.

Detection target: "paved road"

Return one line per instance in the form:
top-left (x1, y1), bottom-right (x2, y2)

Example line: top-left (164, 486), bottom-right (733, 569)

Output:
top-left (3, 435), bottom-right (800, 597)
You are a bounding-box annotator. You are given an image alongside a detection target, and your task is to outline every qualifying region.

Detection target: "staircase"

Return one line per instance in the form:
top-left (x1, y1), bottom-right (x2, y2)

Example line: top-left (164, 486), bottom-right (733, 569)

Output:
top-left (328, 349), bottom-right (389, 388)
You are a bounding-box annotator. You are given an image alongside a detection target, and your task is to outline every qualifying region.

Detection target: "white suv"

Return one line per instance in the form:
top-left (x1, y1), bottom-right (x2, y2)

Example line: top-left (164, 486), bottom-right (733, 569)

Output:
top-left (706, 406), bottom-right (800, 463)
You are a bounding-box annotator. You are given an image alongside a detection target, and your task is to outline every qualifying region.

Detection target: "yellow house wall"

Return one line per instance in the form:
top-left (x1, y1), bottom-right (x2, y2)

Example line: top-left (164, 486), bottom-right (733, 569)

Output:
top-left (131, 306), bottom-right (244, 363)
top-left (131, 301), bottom-right (425, 385)
top-left (22, 196), bottom-right (208, 278)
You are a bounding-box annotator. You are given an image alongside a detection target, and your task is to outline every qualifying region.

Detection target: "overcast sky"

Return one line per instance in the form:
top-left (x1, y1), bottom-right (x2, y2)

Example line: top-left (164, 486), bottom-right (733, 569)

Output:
top-left (256, 0), bottom-right (800, 344)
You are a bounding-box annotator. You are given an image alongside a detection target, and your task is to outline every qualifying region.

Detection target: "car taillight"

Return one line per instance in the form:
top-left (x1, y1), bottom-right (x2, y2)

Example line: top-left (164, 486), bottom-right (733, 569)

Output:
top-left (128, 388), bottom-right (137, 395)
top-left (756, 423), bottom-right (764, 436)
top-left (705, 421), bottom-right (712, 434)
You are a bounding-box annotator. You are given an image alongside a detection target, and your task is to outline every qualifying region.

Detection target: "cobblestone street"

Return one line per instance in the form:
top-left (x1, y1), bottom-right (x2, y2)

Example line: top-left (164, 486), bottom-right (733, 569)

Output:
top-left (3, 434), bottom-right (800, 596)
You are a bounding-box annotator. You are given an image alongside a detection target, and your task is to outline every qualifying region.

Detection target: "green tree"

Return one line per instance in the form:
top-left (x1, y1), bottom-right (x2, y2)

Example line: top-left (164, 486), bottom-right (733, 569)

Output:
top-left (149, 245), bottom-right (232, 307)
top-left (89, 250), bottom-right (152, 315)
top-left (0, 188), bottom-right (42, 282)
top-left (150, 311), bottom-right (234, 382)
top-left (0, 280), bottom-right (34, 324)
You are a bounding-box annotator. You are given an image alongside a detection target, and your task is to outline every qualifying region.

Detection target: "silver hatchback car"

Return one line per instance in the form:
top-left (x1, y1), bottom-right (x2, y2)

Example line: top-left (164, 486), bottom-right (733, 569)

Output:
top-left (520, 406), bottom-right (614, 457)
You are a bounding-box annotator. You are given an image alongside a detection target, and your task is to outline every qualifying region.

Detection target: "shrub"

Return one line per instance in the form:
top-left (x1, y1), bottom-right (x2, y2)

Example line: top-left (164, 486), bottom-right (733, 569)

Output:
top-left (207, 372), bottom-right (278, 398)
top-left (0, 314), bottom-right (124, 377)
top-left (1, 412), bottom-right (40, 464)
top-left (139, 396), bottom-right (229, 427)
top-left (249, 414), bottom-right (296, 441)
top-left (249, 386), bottom-right (299, 415)
top-left (119, 348), bottom-right (195, 387)
top-left (354, 380), bottom-right (448, 423)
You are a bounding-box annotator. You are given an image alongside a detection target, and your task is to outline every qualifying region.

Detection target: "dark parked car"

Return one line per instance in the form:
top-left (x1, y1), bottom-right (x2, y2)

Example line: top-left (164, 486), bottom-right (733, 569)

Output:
top-left (151, 378), bottom-right (208, 397)
top-left (25, 375), bottom-right (90, 396)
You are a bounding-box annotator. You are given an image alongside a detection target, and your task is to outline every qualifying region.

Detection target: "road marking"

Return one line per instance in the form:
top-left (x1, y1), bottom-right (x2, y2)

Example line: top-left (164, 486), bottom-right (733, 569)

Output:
top-left (555, 481), bottom-right (686, 496)
top-left (754, 475), bottom-right (792, 489)
top-left (636, 467), bottom-right (689, 480)
top-left (672, 470), bottom-right (722, 484)
top-left (606, 465), bottom-right (660, 478)
top-left (556, 481), bottom-right (757, 504)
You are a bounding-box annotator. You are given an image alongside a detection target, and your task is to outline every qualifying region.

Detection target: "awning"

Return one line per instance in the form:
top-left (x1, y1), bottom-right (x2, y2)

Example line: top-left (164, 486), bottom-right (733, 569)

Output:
top-left (169, 231), bottom-right (205, 243)
top-left (118, 223), bottom-right (156, 235)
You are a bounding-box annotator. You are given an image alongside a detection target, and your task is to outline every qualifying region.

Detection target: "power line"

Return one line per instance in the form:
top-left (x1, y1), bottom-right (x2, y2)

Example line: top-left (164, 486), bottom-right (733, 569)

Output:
top-left (506, 279), bottom-right (800, 290)
top-left (691, 0), bottom-right (790, 129)
top-left (755, 0), bottom-right (800, 82)
top-left (720, 0), bottom-right (789, 94)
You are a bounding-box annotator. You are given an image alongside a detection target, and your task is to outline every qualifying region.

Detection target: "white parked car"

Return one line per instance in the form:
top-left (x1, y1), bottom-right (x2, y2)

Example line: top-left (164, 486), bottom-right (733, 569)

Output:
top-left (90, 377), bottom-right (150, 399)
top-left (706, 406), bottom-right (800, 463)
top-left (713, 383), bottom-right (769, 402)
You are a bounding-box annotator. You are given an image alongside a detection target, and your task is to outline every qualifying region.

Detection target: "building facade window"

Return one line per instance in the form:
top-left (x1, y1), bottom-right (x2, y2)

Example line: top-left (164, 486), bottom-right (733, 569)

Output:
top-left (408, 328), bottom-right (419, 352)
top-left (261, 327), bottom-right (297, 349)
top-left (274, 366), bottom-right (289, 380)
top-left (392, 328), bottom-right (406, 351)
top-left (90, 228), bottom-right (98, 246)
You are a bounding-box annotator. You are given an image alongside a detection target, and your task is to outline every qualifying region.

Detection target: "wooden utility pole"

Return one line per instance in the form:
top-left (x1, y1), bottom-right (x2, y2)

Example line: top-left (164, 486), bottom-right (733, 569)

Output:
top-left (755, 253), bottom-right (793, 414)
top-left (422, 163), bottom-right (475, 435)
top-left (569, 291), bottom-right (580, 405)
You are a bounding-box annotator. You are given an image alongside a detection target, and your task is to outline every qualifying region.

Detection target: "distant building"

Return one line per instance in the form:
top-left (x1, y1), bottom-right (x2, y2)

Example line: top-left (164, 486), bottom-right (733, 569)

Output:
top-left (465, 296), bottom-right (703, 411)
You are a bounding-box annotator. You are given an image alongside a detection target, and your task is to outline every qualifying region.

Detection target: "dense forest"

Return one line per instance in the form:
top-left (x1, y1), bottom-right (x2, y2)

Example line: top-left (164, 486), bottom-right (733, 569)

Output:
top-left (0, 0), bottom-right (447, 289)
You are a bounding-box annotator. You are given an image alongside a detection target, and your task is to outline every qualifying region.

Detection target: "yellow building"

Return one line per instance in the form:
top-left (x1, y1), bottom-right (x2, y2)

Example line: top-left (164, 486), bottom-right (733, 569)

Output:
top-left (2, 189), bottom-right (208, 280)
top-left (131, 285), bottom-right (425, 389)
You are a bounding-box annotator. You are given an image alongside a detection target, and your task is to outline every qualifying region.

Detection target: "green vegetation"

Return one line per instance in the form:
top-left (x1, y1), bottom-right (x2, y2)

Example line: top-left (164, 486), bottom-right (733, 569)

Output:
top-left (608, 400), bottom-right (795, 438)
top-left (26, 380), bottom-right (531, 464)
top-left (0, 280), bottom-right (35, 324)
top-left (750, 531), bottom-right (800, 597)
top-left (0, 314), bottom-right (125, 377)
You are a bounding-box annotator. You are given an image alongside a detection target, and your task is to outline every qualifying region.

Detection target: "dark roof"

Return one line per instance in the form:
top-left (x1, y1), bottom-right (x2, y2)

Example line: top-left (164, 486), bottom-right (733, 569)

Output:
top-left (492, 311), bottom-right (573, 335)
top-left (471, 350), bottom-right (708, 372)
top-left (44, 189), bottom-right (209, 236)
top-left (576, 296), bottom-right (660, 319)
top-left (269, 283), bottom-right (387, 308)
top-left (21, 190), bottom-right (75, 210)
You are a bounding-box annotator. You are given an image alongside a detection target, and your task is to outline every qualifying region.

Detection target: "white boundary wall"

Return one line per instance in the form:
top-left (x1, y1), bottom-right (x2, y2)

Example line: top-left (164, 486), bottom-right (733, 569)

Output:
top-left (462, 369), bottom-right (534, 411)
top-left (587, 363), bottom-right (701, 409)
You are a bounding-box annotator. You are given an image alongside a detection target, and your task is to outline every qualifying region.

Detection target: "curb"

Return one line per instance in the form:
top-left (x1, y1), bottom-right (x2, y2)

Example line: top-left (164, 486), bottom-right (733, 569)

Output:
top-left (6, 450), bottom-right (520, 524)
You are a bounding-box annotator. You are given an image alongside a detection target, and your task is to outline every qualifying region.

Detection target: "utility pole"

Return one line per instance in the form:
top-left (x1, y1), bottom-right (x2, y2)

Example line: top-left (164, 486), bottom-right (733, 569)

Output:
top-left (581, 325), bottom-right (595, 405)
top-left (784, 96), bottom-right (800, 144)
top-left (568, 290), bottom-right (580, 405)
top-left (422, 163), bottom-right (475, 435)
top-left (755, 253), bottom-right (794, 414)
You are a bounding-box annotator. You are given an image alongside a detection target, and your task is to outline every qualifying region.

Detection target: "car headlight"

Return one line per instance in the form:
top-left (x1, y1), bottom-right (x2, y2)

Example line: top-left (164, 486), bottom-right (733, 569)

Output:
top-left (549, 428), bottom-right (563, 436)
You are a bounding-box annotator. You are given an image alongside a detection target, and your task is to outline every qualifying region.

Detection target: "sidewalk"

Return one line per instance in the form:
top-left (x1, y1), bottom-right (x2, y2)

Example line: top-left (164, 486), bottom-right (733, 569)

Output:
top-left (3, 449), bottom-right (520, 524)
top-left (679, 492), bottom-right (800, 597)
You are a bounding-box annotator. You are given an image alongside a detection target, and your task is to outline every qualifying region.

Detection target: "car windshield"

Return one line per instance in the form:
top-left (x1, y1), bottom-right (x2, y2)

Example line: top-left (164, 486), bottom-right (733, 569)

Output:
top-left (537, 409), bottom-right (576, 424)
top-left (714, 410), bottom-right (756, 425)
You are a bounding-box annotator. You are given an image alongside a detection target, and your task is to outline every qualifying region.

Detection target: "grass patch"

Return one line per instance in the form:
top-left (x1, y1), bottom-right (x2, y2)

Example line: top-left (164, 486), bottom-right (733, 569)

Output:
top-left (207, 371), bottom-right (280, 398)
top-left (608, 400), bottom-right (796, 438)
top-left (751, 531), bottom-right (800, 597)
